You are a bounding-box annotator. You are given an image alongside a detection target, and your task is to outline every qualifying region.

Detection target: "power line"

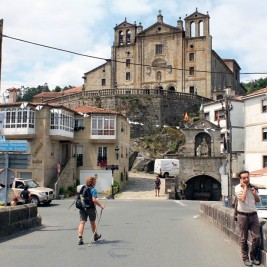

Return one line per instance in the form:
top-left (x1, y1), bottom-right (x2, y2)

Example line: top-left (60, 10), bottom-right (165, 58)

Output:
top-left (3, 34), bottom-right (266, 76)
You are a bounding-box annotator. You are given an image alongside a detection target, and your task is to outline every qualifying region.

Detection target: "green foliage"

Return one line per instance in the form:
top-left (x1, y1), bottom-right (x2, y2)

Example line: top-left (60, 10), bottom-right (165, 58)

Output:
top-left (59, 186), bottom-right (66, 195)
top-left (17, 84), bottom-right (50, 102)
top-left (242, 77), bottom-right (267, 94)
top-left (113, 180), bottom-right (120, 194)
top-left (132, 127), bottom-right (186, 157)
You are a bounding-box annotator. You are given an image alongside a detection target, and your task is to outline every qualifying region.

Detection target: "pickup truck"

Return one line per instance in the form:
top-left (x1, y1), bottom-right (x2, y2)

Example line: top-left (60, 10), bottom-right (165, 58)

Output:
top-left (0, 178), bottom-right (55, 206)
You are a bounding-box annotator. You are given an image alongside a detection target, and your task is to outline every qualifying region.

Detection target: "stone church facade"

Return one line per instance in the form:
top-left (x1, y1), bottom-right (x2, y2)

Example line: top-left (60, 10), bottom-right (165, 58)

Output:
top-left (83, 9), bottom-right (246, 100)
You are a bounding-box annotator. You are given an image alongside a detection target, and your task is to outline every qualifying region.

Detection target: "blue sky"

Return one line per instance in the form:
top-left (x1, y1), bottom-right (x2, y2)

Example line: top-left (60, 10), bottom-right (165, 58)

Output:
top-left (1, 0), bottom-right (267, 92)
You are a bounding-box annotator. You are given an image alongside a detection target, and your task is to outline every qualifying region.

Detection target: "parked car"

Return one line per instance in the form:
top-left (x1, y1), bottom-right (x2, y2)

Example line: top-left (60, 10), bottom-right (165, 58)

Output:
top-left (11, 178), bottom-right (54, 206)
top-left (256, 188), bottom-right (267, 219)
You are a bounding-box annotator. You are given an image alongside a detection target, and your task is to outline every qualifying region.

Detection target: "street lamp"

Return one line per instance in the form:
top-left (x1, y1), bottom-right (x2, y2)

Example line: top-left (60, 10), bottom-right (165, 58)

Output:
top-left (115, 146), bottom-right (119, 160)
top-left (221, 86), bottom-right (233, 207)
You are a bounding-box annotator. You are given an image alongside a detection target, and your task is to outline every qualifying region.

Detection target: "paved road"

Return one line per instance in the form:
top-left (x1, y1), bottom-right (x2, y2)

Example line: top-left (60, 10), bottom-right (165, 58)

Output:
top-left (115, 172), bottom-right (168, 200)
top-left (0, 172), bottom-right (246, 267)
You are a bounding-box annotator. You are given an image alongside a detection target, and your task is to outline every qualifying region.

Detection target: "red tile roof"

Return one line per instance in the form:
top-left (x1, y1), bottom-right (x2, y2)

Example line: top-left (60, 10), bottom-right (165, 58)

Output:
top-left (243, 87), bottom-right (267, 98)
top-left (250, 167), bottom-right (267, 177)
top-left (34, 86), bottom-right (83, 98)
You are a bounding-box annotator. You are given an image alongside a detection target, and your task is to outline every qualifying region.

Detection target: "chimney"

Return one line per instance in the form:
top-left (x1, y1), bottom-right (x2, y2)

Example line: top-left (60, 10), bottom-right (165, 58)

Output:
top-left (7, 88), bottom-right (19, 103)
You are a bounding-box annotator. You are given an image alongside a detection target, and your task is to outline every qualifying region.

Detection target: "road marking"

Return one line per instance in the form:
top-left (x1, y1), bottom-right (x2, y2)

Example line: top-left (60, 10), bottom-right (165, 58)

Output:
top-left (174, 200), bottom-right (186, 206)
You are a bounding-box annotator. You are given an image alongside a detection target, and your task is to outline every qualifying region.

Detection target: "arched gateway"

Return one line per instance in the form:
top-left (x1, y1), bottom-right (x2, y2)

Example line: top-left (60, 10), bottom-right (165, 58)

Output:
top-left (184, 175), bottom-right (221, 201)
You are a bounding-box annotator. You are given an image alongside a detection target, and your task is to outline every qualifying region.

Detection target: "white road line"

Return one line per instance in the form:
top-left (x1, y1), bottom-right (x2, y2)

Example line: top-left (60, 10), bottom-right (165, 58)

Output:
top-left (174, 200), bottom-right (186, 206)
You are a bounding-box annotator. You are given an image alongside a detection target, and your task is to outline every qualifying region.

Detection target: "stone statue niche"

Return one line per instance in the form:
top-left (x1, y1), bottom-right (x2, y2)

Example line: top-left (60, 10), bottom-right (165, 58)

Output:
top-left (195, 135), bottom-right (211, 157)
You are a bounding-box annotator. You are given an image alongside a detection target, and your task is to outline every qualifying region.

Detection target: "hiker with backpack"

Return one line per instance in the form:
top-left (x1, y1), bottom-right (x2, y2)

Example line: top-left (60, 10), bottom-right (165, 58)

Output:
top-left (77, 176), bottom-right (105, 245)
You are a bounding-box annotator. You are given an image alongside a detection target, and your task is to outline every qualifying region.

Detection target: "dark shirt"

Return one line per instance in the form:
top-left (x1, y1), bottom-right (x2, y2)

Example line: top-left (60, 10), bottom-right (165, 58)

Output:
top-left (20, 189), bottom-right (30, 200)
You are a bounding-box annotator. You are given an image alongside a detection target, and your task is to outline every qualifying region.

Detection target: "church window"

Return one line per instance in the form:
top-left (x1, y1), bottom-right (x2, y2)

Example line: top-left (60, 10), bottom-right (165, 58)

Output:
top-left (155, 44), bottom-right (163, 55)
top-left (199, 21), bottom-right (204, 36)
top-left (101, 79), bottom-right (106, 86)
top-left (263, 156), bottom-right (267, 168)
top-left (156, 71), bottom-right (162, 81)
top-left (126, 30), bottom-right (131, 44)
top-left (119, 31), bottom-right (124, 46)
top-left (126, 72), bottom-right (131, 80)
top-left (190, 22), bottom-right (195, 37)
top-left (189, 53), bottom-right (195, 61)
top-left (189, 67), bottom-right (195, 76)
top-left (189, 86), bottom-right (195, 94)
top-left (126, 59), bottom-right (131, 67)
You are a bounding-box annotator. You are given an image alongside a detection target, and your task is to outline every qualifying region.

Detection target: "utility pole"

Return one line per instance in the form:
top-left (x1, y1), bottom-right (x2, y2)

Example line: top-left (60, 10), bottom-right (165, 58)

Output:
top-left (222, 87), bottom-right (233, 206)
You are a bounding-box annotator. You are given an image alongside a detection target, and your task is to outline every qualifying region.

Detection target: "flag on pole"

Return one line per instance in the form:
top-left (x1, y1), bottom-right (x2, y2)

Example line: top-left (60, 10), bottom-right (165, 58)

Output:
top-left (184, 112), bottom-right (188, 122)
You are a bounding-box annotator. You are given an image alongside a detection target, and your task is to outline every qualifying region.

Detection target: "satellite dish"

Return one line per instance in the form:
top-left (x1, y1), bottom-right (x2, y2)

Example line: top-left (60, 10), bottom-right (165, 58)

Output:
top-left (0, 169), bottom-right (15, 186)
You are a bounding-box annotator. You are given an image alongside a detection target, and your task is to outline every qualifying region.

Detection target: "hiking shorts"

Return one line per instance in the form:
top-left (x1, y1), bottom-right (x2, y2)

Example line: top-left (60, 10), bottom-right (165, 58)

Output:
top-left (80, 208), bottom-right (96, 222)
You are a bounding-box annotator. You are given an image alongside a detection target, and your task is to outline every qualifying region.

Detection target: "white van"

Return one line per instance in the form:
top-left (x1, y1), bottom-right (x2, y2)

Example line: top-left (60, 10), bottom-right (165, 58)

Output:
top-left (154, 159), bottom-right (179, 178)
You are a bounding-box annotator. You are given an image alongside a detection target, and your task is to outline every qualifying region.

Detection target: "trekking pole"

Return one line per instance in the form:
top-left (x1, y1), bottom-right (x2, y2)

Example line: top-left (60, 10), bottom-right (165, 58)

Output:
top-left (68, 196), bottom-right (76, 210)
top-left (88, 197), bottom-right (107, 247)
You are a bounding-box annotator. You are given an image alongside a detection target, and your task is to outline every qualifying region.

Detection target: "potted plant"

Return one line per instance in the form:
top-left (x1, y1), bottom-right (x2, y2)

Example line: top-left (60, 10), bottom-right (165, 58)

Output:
top-left (59, 187), bottom-right (66, 199)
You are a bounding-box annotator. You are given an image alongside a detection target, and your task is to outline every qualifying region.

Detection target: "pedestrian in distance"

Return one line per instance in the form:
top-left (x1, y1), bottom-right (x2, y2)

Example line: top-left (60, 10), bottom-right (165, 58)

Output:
top-left (77, 176), bottom-right (105, 245)
top-left (155, 176), bottom-right (161, 197)
top-left (235, 170), bottom-right (261, 266)
top-left (20, 185), bottom-right (31, 204)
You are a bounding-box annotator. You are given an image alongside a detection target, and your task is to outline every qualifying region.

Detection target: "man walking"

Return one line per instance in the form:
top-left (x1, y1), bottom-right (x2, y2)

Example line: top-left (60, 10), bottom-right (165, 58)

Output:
top-left (235, 170), bottom-right (261, 266)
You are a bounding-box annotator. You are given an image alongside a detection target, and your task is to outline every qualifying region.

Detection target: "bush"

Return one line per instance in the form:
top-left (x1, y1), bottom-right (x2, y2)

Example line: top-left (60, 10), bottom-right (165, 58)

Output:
top-left (113, 180), bottom-right (120, 194)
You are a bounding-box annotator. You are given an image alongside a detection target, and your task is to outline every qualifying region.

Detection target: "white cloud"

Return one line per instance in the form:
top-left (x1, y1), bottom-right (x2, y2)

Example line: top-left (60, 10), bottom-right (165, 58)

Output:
top-left (0, 0), bottom-right (267, 92)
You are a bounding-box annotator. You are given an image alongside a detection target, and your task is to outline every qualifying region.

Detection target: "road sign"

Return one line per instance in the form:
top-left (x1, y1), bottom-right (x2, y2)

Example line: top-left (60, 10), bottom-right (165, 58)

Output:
top-left (0, 169), bottom-right (15, 185)
top-left (0, 141), bottom-right (28, 151)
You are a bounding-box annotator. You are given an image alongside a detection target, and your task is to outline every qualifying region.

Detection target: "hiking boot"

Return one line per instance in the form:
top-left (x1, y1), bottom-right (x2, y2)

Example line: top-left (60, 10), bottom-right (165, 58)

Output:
top-left (94, 234), bottom-right (101, 241)
top-left (78, 238), bottom-right (84, 245)
top-left (243, 259), bottom-right (252, 266)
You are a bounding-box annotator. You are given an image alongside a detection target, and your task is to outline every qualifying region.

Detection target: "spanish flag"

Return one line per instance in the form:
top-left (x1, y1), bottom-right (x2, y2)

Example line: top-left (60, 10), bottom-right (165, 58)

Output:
top-left (184, 112), bottom-right (188, 122)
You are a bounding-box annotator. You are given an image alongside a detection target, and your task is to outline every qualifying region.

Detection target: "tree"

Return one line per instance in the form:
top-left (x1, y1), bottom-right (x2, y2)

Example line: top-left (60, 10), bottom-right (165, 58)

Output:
top-left (16, 84), bottom-right (50, 102)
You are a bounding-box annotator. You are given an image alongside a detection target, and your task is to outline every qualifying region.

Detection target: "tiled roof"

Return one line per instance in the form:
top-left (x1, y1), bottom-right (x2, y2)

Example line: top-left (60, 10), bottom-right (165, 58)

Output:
top-left (34, 86), bottom-right (83, 98)
top-left (73, 105), bottom-right (118, 115)
top-left (250, 167), bottom-right (267, 177)
top-left (34, 92), bottom-right (60, 97)
top-left (243, 87), bottom-right (267, 99)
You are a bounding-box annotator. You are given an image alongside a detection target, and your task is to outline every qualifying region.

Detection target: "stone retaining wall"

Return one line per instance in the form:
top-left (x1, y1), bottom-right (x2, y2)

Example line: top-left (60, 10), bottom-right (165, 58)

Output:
top-left (0, 204), bottom-right (42, 239)
top-left (200, 202), bottom-right (267, 266)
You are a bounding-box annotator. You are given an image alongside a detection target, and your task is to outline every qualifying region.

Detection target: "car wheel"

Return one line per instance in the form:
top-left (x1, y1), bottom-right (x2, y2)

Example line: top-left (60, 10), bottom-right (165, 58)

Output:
top-left (30, 196), bottom-right (40, 206)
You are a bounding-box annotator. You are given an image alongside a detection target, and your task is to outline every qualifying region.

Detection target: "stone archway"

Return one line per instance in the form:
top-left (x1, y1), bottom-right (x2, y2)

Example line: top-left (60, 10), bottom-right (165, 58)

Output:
top-left (184, 175), bottom-right (221, 201)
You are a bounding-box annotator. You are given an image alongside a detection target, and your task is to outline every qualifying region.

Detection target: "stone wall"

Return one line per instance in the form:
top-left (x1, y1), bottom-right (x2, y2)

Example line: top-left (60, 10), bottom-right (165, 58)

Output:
top-left (0, 204), bottom-right (42, 239)
top-left (49, 89), bottom-right (207, 137)
top-left (200, 202), bottom-right (267, 266)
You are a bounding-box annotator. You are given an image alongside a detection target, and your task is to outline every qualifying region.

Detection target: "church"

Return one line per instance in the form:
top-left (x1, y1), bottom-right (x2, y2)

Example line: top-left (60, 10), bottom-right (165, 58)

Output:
top-left (83, 8), bottom-right (246, 100)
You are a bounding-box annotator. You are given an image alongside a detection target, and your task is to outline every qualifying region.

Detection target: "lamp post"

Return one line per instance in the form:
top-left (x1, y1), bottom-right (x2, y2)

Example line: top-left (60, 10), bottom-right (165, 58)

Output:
top-left (221, 87), bottom-right (233, 207)
top-left (106, 146), bottom-right (120, 199)
top-left (115, 146), bottom-right (119, 160)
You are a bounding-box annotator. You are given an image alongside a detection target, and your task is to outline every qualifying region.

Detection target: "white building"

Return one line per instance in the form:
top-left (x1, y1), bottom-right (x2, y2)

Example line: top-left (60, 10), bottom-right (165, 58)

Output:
top-left (243, 88), bottom-right (267, 171)
top-left (203, 96), bottom-right (245, 177)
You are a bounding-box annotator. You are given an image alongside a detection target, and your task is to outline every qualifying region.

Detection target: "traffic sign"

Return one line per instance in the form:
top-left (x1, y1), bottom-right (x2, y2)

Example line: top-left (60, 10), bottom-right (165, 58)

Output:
top-left (0, 169), bottom-right (15, 186)
top-left (0, 141), bottom-right (28, 151)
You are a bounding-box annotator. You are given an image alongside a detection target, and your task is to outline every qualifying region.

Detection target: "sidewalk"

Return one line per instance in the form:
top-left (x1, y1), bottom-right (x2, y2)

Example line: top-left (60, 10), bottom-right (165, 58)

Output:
top-left (115, 171), bottom-right (167, 200)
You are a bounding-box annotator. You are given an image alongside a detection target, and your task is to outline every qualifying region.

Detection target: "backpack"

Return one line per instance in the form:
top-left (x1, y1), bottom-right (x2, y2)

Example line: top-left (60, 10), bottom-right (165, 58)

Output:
top-left (75, 186), bottom-right (94, 210)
